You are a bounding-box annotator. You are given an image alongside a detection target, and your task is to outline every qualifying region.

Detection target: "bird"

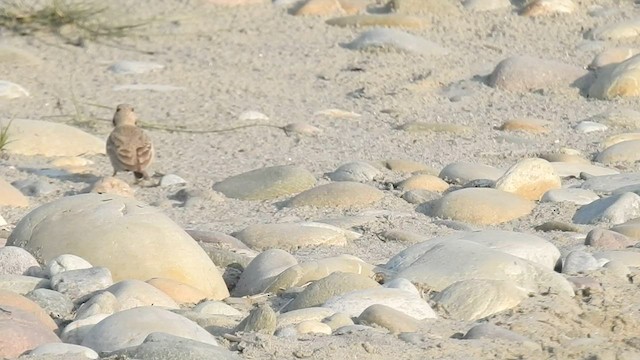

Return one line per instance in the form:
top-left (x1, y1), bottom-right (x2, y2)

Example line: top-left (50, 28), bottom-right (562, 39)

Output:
top-left (106, 104), bottom-right (154, 183)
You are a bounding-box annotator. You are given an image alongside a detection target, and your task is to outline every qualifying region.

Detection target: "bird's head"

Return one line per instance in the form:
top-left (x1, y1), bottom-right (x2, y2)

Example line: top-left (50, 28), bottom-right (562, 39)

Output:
top-left (112, 104), bottom-right (137, 126)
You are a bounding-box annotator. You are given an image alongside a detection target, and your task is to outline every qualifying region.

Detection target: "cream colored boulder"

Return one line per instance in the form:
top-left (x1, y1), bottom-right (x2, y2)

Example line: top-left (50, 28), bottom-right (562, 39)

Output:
top-left (589, 54), bottom-right (640, 100)
top-left (495, 158), bottom-right (561, 200)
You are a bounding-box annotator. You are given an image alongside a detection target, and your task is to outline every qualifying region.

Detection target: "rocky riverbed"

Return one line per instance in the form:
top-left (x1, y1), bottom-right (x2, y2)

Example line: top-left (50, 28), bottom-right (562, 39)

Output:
top-left (1, 0), bottom-right (640, 359)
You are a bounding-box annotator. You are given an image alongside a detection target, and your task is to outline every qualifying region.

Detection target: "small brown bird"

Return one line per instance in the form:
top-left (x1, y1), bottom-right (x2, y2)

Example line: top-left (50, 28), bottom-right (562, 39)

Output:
top-left (106, 104), bottom-right (154, 182)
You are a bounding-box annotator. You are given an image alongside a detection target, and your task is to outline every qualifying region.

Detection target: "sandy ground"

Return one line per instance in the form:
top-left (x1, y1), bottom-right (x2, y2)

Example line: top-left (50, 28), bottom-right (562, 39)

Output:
top-left (2, 0), bottom-right (640, 359)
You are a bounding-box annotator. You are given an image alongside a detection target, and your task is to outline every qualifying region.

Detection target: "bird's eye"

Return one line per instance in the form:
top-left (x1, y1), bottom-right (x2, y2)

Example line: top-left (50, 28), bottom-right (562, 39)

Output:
top-left (131, 108), bottom-right (135, 112)
top-left (116, 108), bottom-right (121, 112)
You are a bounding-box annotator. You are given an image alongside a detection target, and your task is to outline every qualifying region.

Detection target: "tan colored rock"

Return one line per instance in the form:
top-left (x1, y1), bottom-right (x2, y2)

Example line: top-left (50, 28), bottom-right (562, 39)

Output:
top-left (286, 182), bottom-right (384, 208)
top-left (602, 133), bottom-right (640, 149)
top-left (326, 14), bottom-right (427, 29)
top-left (0, 306), bottom-right (61, 358)
top-left (357, 304), bottom-right (420, 334)
top-left (89, 177), bottom-right (134, 197)
top-left (495, 158), bottom-right (561, 201)
top-left (589, 54), bottom-right (640, 100)
top-left (596, 140), bottom-right (640, 165)
top-left (423, 188), bottom-right (535, 225)
top-left (397, 174), bottom-right (449, 192)
top-left (232, 222), bottom-right (353, 251)
top-left (0, 178), bottom-right (28, 207)
top-left (520, 0), bottom-right (575, 16)
top-left (590, 19), bottom-right (640, 41)
top-left (385, 159), bottom-right (438, 174)
top-left (539, 152), bottom-right (590, 164)
top-left (589, 48), bottom-right (640, 70)
top-left (213, 165), bottom-right (316, 201)
top-left (498, 118), bottom-right (550, 134)
top-left (147, 278), bottom-right (209, 305)
top-left (0, 290), bottom-right (57, 331)
top-left (389, 0), bottom-right (461, 15)
top-left (285, 272), bottom-right (380, 311)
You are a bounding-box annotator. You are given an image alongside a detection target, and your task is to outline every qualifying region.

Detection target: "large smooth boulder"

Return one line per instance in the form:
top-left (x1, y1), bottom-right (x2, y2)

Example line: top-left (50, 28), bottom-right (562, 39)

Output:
top-left (7, 194), bottom-right (229, 299)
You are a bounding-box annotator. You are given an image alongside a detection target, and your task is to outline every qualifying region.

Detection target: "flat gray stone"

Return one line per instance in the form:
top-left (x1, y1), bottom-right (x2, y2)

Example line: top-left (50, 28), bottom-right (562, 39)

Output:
top-left (541, 188), bottom-right (600, 205)
top-left (50, 267), bottom-right (113, 304)
top-left (108, 61), bottom-right (164, 74)
top-left (106, 332), bottom-right (240, 360)
top-left (439, 162), bottom-right (504, 184)
top-left (285, 272), bottom-right (379, 312)
top-left (232, 249), bottom-right (297, 297)
top-left (582, 173), bottom-right (640, 193)
top-left (26, 288), bottom-right (74, 323)
top-left (572, 192), bottom-right (640, 225)
top-left (327, 162), bottom-right (382, 182)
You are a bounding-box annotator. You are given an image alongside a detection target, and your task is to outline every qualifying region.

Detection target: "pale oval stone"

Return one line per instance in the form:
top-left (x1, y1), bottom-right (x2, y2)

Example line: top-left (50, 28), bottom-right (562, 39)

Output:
top-left (213, 165), bottom-right (316, 200)
top-left (193, 301), bottom-right (242, 316)
top-left (574, 121), bottom-right (608, 133)
top-left (108, 61), bottom-right (164, 74)
top-left (46, 254), bottom-right (93, 278)
top-left (423, 188), bottom-right (535, 225)
top-left (345, 29), bottom-right (448, 56)
top-left (573, 192), bottom-right (640, 225)
top-left (610, 222), bottom-right (640, 240)
top-left (385, 159), bottom-right (438, 174)
top-left (434, 279), bottom-right (528, 321)
top-left (590, 19), bottom-right (640, 41)
top-left (357, 304), bottom-right (420, 334)
top-left (0, 119), bottom-right (104, 156)
top-left (286, 182), bottom-right (384, 208)
top-left (8, 194), bottom-right (228, 299)
top-left (314, 108), bottom-right (361, 119)
top-left (439, 162), bottom-right (504, 184)
top-left (586, 228), bottom-right (637, 249)
top-left (323, 287), bottom-right (437, 319)
top-left (61, 314), bottom-right (109, 344)
top-left (562, 251), bottom-right (601, 274)
top-left (232, 222), bottom-right (349, 251)
top-left (106, 280), bottom-right (178, 310)
top-left (495, 158), bottom-right (561, 200)
top-left (276, 307), bottom-right (336, 331)
top-left (589, 47), bottom-right (640, 70)
top-left (75, 291), bottom-right (119, 320)
top-left (0, 246), bottom-right (39, 275)
top-left (0, 178), bottom-right (28, 207)
top-left (597, 140), bottom-right (640, 164)
top-left (322, 312), bottom-right (354, 330)
top-left (147, 278), bottom-right (208, 305)
top-left (399, 122), bottom-right (471, 135)
top-left (488, 56), bottom-right (591, 93)
top-left (498, 118), bottom-right (550, 133)
top-left (295, 320), bottom-right (332, 335)
top-left (397, 174), bottom-right (449, 192)
top-left (233, 249), bottom-right (298, 297)
top-left (0, 306), bottom-right (60, 358)
top-left (265, 255), bottom-right (374, 294)
top-left (0, 275), bottom-right (50, 295)
top-left (283, 122), bottom-right (321, 136)
top-left (540, 150), bottom-right (590, 164)
top-left (30, 343), bottom-right (98, 359)
top-left (0, 80), bottom-right (29, 99)
top-left (389, 0), bottom-right (461, 15)
top-left (389, 240), bottom-right (573, 296)
top-left (541, 188), bottom-right (600, 205)
top-left (589, 54), bottom-right (640, 99)
top-left (464, 323), bottom-right (536, 345)
top-left (327, 161), bottom-right (382, 182)
top-left (582, 173), bottom-right (640, 193)
top-left (602, 133), bottom-right (640, 149)
top-left (550, 162), bottom-right (619, 178)
top-left (238, 110), bottom-right (269, 122)
top-left (81, 306), bottom-right (218, 353)
top-left (159, 174), bottom-right (186, 187)
top-left (520, 0), bottom-right (575, 16)
top-left (326, 14), bottom-right (427, 28)
top-left (462, 0), bottom-right (510, 11)
top-left (285, 272), bottom-right (380, 312)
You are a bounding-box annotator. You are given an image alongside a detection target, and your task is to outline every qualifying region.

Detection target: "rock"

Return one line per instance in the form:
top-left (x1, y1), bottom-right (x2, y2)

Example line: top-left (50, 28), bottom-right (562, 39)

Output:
top-left (574, 121), bottom-right (608, 133)
top-left (384, 159), bottom-right (438, 174)
top-left (237, 110), bottom-right (268, 122)
top-left (589, 19), bottom-right (640, 41)
top-left (540, 149), bottom-right (590, 164)
top-left (562, 251), bottom-right (602, 274)
top-left (345, 29), bottom-right (448, 56)
top-left (587, 108), bottom-right (640, 129)
top-left (295, 320), bottom-right (332, 334)
top-left (293, 0), bottom-right (361, 16)
top-left (61, 314), bottom-right (109, 345)
top-left (314, 108), bottom-right (361, 119)
top-left (26, 288), bottom-right (74, 323)
top-left (597, 140), bottom-right (640, 164)
top-left (402, 189), bottom-right (439, 204)
top-left (232, 222), bottom-right (354, 251)
top-left (283, 122), bottom-right (321, 136)
top-left (81, 306), bottom-right (218, 353)
top-left (322, 312), bottom-right (354, 330)
top-left (610, 221), bottom-right (640, 240)
top-left (0, 80), bottom-right (29, 98)
top-left (498, 118), bottom-right (550, 133)
top-left (323, 286), bottom-right (436, 319)
top-left (387, 240), bottom-right (573, 296)
top-left (397, 174), bottom-right (449, 192)
top-left (30, 343), bottom-right (99, 359)
top-left (0, 119), bottom-right (104, 156)
top-left (462, 0), bottom-right (510, 11)
top-left (0, 275), bottom-right (50, 295)
top-left (581, 173), bottom-right (640, 193)
top-left (0, 246), bottom-right (39, 275)
top-left (213, 165), bottom-right (316, 201)
top-left (421, 188), bottom-right (535, 225)
top-left (193, 301), bottom-right (242, 316)
top-left (602, 260), bottom-right (631, 280)
top-left (0, 306), bottom-right (60, 358)
top-left (541, 188), bottom-right (600, 205)
top-left (286, 182), bottom-right (384, 208)
top-left (594, 250), bottom-right (640, 267)
top-left (50, 267), bottom-right (113, 303)
top-left (589, 54), bottom-right (640, 99)
top-left (0, 290), bottom-right (57, 330)
top-left (234, 304), bottom-right (277, 335)
top-left (276, 307), bottom-right (336, 331)
top-left (7, 194), bottom-right (229, 300)
top-left (285, 272), bottom-right (379, 311)
top-left (264, 255), bottom-right (374, 294)
top-left (0, 178), bottom-right (29, 207)
top-left (357, 304), bottom-right (420, 334)
top-left (106, 332), bottom-right (240, 360)
top-left (494, 158), bottom-right (561, 201)
top-left (534, 220), bottom-right (580, 232)
top-left (389, 0), bottom-right (461, 15)
top-left (326, 14), bottom-right (427, 28)
top-left (572, 192), bottom-right (640, 225)
top-left (550, 162), bottom-right (619, 178)
top-left (89, 176), bottom-right (134, 197)
top-left (158, 174), bottom-right (187, 187)
top-left (45, 254), bottom-right (93, 278)
top-left (463, 323), bottom-right (536, 345)
top-left (398, 122), bottom-right (471, 135)
top-left (11, 178), bottom-right (56, 197)
top-left (487, 56), bottom-right (592, 93)
top-left (233, 249), bottom-right (298, 297)
top-left (520, 0), bottom-right (575, 16)
top-left (434, 279), bottom-right (528, 321)
top-left (108, 61), bottom-right (164, 74)
top-left (327, 161), bottom-right (381, 182)
top-left (147, 278), bottom-right (208, 305)
top-left (585, 228), bottom-right (636, 249)
top-left (74, 291), bottom-right (119, 320)
top-left (105, 279), bottom-right (178, 310)
top-left (589, 47), bottom-right (640, 70)
top-left (439, 162), bottom-right (504, 184)
top-left (602, 133), bottom-right (640, 149)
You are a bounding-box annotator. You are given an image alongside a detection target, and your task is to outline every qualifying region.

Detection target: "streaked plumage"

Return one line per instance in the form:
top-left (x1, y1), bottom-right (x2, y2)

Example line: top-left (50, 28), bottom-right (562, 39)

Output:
top-left (106, 104), bottom-right (154, 181)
